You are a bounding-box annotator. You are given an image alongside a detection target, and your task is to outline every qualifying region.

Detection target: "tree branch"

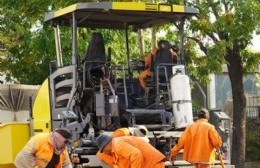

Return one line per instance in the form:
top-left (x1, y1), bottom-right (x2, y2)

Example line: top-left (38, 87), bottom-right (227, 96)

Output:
top-left (223, 0), bottom-right (229, 13)
top-left (207, 33), bottom-right (219, 43)
top-left (211, 2), bottom-right (220, 19)
top-left (187, 36), bottom-right (208, 54)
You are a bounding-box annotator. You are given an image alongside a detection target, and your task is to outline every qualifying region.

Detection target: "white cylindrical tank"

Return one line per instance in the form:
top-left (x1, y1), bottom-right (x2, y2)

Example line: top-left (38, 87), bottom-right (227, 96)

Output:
top-left (170, 65), bottom-right (193, 129)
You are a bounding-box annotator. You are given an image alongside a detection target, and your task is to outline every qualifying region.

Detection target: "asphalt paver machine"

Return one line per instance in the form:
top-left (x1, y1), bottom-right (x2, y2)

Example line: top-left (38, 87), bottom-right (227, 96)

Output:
top-left (33, 2), bottom-right (233, 167)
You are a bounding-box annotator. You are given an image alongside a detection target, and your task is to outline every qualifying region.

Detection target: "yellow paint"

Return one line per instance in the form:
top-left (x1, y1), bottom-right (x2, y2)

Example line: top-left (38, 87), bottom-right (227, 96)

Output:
top-left (172, 5), bottom-right (184, 12)
top-left (33, 78), bottom-right (52, 133)
top-left (113, 2), bottom-right (146, 11)
top-left (158, 5), bottom-right (172, 12)
top-left (0, 123), bottom-right (30, 165)
top-left (145, 3), bottom-right (158, 11)
top-left (112, 2), bottom-right (184, 13)
top-left (54, 4), bottom-right (77, 18)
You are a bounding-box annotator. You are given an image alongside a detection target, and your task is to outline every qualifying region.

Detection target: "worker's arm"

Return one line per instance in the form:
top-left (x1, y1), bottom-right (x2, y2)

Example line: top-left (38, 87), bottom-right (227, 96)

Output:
top-left (14, 145), bottom-right (39, 168)
top-left (209, 126), bottom-right (222, 148)
top-left (170, 127), bottom-right (189, 159)
top-left (144, 54), bottom-right (151, 69)
top-left (114, 140), bottom-right (143, 168)
top-left (144, 49), bottom-right (158, 69)
top-left (14, 134), bottom-right (42, 168)
top-left (171, 51), bottom-right (178, 64)
top-left (97, 150), bottom-right (115, 166)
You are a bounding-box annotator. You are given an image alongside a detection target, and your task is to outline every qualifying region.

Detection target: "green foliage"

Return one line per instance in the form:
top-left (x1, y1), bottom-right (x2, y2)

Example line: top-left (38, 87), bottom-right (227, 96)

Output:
top-left (192, 101), bottom-right (201, 113)
top-left (246, 132), bottom-right (260, 161)
top-left (0, 1), bottom-right (52, 84)
top-left (246, 118), bottom-right (260, 161)
top-left (241, 50), bottom-right (260, 74)
top-left (186, 0), bottom-right (260, 81)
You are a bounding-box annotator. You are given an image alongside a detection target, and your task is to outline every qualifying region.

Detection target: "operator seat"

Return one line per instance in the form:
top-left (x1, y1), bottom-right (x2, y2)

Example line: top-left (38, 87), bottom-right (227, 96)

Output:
top-left (85, 32), bottom-right (106, 62)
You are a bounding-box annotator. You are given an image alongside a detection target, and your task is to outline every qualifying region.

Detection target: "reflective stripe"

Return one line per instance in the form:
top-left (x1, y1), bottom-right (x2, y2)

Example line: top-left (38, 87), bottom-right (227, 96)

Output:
top-left (25, 142), bottom-right (37, 151)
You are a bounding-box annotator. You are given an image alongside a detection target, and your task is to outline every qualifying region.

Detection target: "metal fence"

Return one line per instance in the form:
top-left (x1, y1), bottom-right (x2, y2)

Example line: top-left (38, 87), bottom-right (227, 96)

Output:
top-left (246, 96), bottom-right (260, 162)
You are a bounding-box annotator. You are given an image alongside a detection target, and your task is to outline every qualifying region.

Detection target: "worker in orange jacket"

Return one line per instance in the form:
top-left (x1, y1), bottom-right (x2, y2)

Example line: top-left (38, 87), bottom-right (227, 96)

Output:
top-left (97, 126), bottom-right (149, 167)
top-left (170, 108), bottom-right (222, 168)
top-left (139, 40), bottom-right (177, 89)
top-left (96, 134), bottom-right (165, 168)
top-left (14, 128), bottom-right (73, 168)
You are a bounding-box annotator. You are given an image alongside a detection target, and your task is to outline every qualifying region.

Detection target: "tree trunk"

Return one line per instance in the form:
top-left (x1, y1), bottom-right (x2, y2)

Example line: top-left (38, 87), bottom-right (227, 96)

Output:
top-left (226, 48), bottom-right (246, 168)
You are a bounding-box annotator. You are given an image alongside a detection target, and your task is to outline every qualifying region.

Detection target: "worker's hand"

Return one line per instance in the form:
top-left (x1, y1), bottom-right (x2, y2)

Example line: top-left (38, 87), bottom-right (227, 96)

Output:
top-left (219, 152), bottom-right (225, 160)
top-left (70, 154), bottom-right (80, 163)
top-left (217, 149), bottom-right (225, 160)
top-left (171, 159), bottom-right (175, 165)
top-left (169, 152), bottom-right (176, 165)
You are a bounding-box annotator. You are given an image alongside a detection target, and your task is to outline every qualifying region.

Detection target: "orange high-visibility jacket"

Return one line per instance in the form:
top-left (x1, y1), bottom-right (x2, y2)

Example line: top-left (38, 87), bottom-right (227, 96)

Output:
top-left (97, 128), bottom-right (131, 166)
top-left (171, 119), bottom-right (222, 163)
top-left (139, 48), bottom-right (177, 89)
top-left (14, 133), bottom-right (72, 168)
top-left (111, 136), bottom-right (165, 168)
top-left (112, 128), bottom-right (131, 137)
top-left (144, 48), bottom-right (177, 70)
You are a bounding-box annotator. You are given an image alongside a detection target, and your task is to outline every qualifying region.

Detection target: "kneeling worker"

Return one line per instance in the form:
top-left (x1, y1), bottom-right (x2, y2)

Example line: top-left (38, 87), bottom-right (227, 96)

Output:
top-left (96, 134), bottom-right (165, 168)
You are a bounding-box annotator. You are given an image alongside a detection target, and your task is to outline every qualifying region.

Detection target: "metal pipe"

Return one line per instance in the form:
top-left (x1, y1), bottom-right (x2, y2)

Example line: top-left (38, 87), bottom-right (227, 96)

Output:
top-left (29, 97), bottom-right (34, 137)
top-left (179, 19), bottom-right (185, 65)
top-left (72, 12), bottom-right (77, 65)
top-left (71, 12), bottom-right (78, 99)
top-left (54, 25), bottom-right (63, 68)
top-left (194, 81), bottom-right (207, 108)
top-left (124, 26), bottom-right (132, 82)
top-left (122, 66), bottom-right (128, 108)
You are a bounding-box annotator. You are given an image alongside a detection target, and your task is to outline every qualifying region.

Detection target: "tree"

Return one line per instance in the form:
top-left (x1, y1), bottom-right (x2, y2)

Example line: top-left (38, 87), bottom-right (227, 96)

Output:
top-left (0, 0), bottom-right (86, 84)
top-left (184, 0), bottom-right (260, 167)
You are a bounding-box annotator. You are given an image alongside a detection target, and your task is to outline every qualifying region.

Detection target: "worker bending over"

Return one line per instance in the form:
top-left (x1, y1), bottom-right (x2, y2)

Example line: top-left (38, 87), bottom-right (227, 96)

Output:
top-left (97, 126), bottom-right (149, 167)
top-left (170, 108), bottom-right (222, 168)
top-left (14, 128), bottom-right (73, 168)
top-left (96, 134), bottom-right (165, 168)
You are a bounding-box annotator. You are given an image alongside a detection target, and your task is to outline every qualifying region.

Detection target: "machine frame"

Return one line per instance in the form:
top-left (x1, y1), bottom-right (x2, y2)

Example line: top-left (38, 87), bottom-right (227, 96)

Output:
top-left (32, 2), bottom-right (232, 167)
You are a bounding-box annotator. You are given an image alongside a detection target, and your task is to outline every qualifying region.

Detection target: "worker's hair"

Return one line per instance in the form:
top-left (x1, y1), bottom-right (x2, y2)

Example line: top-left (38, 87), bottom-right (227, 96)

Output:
top-left (197, 108), bottom-right (209, 119)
